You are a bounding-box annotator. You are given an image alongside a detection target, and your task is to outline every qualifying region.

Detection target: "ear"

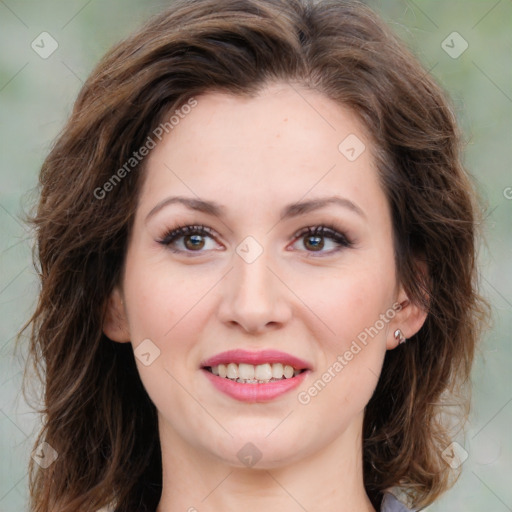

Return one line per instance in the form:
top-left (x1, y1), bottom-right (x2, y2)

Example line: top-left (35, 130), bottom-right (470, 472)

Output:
top-left (103, 286), bottom-right (131, 343)
top-left (387, 262), bottom-right (429, 350)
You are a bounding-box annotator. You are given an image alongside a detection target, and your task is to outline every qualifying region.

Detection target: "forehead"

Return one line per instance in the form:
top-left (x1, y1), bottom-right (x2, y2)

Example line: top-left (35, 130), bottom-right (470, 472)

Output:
top-left (140, 82), bottom-right (387, 221)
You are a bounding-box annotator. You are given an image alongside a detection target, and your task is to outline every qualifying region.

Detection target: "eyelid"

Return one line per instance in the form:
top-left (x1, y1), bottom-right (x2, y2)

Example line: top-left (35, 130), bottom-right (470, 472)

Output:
top-left (159, 224), bottom-right (213, 241)
top-left (293, 224), bottom-right (347, 239)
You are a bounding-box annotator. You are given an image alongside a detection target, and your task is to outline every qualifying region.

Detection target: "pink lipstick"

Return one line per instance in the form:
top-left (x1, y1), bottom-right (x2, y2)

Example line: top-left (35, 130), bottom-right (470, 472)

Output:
top-left (201, 349), bottom-right (311, 403)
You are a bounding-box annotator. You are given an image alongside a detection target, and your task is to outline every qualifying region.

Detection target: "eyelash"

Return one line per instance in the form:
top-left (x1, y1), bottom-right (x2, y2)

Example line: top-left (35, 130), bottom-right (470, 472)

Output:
top-left (157, 223), bottom-right (354, 256)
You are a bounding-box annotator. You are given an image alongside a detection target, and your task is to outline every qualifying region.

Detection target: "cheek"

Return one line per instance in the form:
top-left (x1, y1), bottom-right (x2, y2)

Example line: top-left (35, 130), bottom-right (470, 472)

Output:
top-left (123, 248), bottom-right (215, 343)
top-left (297, 272), bottom-right (393, 422)
top-left (300, 265), bottom-right (394, 409)
top-left (122, 251), bottom-right (219, 400)
top-left (121, 252), bottom-right (214, 416)
top-left (308, 264), bottom-right (394, 349)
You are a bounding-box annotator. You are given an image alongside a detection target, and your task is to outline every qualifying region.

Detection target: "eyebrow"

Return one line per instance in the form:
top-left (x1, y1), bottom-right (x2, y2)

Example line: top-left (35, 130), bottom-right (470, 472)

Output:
top-left (145, 195), bottom-right (366, 223)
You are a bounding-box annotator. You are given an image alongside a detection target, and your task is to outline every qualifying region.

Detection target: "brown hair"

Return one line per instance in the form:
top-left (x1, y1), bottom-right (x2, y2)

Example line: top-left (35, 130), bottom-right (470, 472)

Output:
top-left (18, 0), bottom-right (489, 510)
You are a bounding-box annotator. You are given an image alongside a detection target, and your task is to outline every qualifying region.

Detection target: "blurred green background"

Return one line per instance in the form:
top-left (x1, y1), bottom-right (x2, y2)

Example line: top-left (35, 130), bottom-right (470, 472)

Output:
top-left (0, 1), bottom-right (510, 510)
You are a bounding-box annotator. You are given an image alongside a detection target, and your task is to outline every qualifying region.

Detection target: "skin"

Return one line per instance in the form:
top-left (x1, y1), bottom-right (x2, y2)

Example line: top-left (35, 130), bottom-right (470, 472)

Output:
top-left (104, 82), bottom-right (427, 512)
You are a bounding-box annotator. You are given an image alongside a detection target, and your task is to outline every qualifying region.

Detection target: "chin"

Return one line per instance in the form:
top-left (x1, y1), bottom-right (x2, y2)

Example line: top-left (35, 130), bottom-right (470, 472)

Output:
top-left (205, 429), bottom-right (310, 470)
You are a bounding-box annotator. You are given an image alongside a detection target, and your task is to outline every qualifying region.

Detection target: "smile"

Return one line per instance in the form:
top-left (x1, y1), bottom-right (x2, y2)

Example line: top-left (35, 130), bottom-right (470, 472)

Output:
top-left (205, 362), bottom-right (306, 383)
top-left (200, 349), bottom-right (311, 402)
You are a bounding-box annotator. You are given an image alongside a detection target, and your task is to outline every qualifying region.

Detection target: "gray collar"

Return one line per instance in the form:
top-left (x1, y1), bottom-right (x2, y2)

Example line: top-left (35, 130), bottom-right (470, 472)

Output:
top-left (381, 492), bottom-right (414, 512)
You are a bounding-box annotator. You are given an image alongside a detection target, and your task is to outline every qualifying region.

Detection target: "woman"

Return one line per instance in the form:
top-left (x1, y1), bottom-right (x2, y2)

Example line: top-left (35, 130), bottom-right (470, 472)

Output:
top-left (19, 0), bottom-right (488, 511)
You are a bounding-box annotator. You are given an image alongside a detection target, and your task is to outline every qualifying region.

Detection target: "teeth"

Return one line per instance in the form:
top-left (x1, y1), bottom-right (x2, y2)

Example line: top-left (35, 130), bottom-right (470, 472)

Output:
top-left (226, 363), bottom-right (238, 379)
top-left (208, 362), bottom-right (302, 382)
top-left (284, 365), bottom-right (294, 379)
top-left (238, 363), bottom-right (255, 380)
top-left (272, 363), bottom-right (283, 379)
top-left (255, 363), bottom-right (272, 381)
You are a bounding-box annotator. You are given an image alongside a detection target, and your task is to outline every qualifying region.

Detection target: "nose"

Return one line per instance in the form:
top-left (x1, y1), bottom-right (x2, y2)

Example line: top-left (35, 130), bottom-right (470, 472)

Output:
top-left (217, 249), bottom-right (292, 334)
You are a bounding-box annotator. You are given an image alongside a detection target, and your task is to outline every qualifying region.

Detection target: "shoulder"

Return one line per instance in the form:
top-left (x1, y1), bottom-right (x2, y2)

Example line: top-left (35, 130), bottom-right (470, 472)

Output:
top-left (380, 492), bottom-right (415, 512)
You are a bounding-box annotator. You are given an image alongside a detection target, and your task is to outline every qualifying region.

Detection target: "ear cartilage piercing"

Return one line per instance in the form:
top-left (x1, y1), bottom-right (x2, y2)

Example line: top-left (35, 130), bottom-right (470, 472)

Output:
top-left (394, 329), bottom-right (406, 344)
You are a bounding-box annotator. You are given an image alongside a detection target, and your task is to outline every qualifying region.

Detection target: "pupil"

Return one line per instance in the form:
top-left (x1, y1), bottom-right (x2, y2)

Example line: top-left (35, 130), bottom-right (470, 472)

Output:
top-left (306, 235), bottom-right (323, 251)
top-left (185, 234), bottom-right (205, 250)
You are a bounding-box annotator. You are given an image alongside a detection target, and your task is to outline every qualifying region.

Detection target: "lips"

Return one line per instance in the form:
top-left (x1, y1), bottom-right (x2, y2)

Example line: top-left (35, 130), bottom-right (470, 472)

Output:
top-left (200, 349), bottom-right (312, 371)
top-left (200, 349), bottom-right (312, 403)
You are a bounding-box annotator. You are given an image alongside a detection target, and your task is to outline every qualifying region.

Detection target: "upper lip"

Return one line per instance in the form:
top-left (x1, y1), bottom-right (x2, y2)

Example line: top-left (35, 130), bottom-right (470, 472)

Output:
top-left (200, 349), bottom-right (312, 371)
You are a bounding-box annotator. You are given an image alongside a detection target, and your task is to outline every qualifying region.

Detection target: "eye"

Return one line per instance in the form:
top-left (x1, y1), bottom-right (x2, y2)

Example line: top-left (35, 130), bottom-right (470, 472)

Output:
top-left (290, 225), bottom-right (353, 254)
top-left (158, 223), bottom-right (352, 256)
top-left (158, 224), bottom-right (222, 254)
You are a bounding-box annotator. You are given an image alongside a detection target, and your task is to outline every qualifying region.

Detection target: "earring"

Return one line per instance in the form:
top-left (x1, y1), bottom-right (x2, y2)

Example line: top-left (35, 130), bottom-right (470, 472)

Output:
top-left (394, 329), bottom-right (406, 344)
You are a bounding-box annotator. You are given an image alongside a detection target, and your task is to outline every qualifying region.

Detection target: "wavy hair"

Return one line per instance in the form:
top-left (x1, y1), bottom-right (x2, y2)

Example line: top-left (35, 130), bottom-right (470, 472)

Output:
top-left (18, 0), bottom-right (489, 510)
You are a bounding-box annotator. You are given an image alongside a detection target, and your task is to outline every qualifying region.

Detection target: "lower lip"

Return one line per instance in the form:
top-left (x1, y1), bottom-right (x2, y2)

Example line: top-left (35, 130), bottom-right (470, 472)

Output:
top-left (202, 369), bottom-right (309, 402)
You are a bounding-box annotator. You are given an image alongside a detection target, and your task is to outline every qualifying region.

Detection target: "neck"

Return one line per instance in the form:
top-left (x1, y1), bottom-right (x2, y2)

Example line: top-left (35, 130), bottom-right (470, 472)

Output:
top-left (156, 412), bottom-right (376, 512)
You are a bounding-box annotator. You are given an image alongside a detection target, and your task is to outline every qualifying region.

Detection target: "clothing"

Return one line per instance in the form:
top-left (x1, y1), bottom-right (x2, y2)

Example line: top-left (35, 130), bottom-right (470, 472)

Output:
top-left (381, 492), bottom-right (414, 511)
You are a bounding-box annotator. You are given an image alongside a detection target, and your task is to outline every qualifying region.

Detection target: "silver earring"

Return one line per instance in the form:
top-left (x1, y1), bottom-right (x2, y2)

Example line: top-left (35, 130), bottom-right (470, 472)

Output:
top-left (394, 329), bottom-right (406, 344)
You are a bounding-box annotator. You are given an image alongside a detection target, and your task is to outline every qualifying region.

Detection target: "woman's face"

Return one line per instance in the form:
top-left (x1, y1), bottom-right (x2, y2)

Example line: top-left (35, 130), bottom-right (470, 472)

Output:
top-left (106, 82), bottom-right (423, 468)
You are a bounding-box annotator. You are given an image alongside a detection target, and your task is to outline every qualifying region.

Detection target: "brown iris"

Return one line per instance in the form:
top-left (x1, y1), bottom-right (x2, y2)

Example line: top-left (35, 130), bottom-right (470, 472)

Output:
top-left (184, 234), bottom-right (206, 250)
top-left (304, 235), bottom-right (324, 251)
